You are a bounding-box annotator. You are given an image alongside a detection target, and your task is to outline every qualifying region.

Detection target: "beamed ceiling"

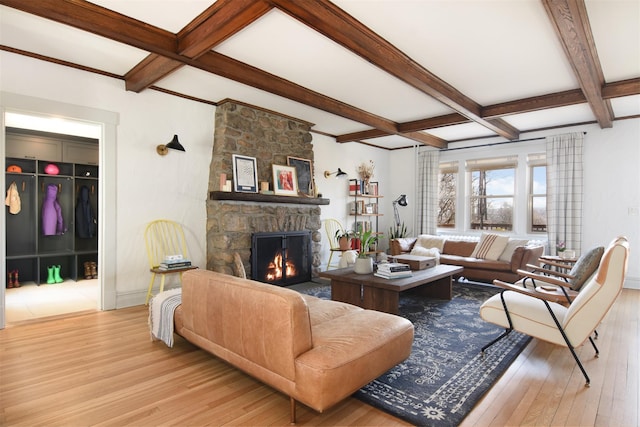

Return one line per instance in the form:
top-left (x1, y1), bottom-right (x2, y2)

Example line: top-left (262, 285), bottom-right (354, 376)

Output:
top-left (1, 0), bottom-right (639, 150)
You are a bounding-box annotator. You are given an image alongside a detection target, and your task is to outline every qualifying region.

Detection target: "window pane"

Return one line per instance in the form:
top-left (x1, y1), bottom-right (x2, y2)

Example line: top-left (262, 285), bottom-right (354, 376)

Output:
top-left (532, 166), bottom-right (546, 195)
top-left (438, 172), bottom-right (456, 227)
top-left (532, 196), bottom-right (547, 232)
top-left (470, 197), bottom-right (513, 231)
top-left (530, 165), bottom-right (547, 232)
top-left (470, 167), bottom-right (514, 230)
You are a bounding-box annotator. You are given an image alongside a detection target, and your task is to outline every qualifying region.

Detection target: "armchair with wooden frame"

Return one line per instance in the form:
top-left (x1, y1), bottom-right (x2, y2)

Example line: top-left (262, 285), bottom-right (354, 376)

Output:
top-left (479, 236), bottom-right (629, 386)
top-left (515, 246), bottom-right (605, 305)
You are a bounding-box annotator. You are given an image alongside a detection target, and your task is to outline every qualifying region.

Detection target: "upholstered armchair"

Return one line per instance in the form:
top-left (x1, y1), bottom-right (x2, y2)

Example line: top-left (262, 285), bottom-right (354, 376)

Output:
top-left (479, 236), bottom-right (629, 386)
top-left (516, 246), bottom-right (605, 305)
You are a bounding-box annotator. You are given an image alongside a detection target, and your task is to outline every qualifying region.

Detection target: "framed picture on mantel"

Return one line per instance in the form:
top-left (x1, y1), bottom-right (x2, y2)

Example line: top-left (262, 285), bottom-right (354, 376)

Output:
top-left (287, 156), bottom-right (313, 196)
top-left (232, 154), bottom-right (258, 193)
top-left (273, 164), bottom-right (298, 196)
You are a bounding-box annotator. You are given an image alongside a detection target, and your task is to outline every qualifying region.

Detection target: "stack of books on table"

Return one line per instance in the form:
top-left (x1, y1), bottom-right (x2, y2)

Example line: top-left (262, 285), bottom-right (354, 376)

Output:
top-left (158, 257), bottom-right (192, 270)
top-left (374, 262), bottom-right (412, 279)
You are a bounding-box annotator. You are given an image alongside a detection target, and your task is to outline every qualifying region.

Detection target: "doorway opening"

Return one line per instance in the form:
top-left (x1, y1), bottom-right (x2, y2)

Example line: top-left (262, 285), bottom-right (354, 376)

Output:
top-left (3, 113), bottom-right (101, 325)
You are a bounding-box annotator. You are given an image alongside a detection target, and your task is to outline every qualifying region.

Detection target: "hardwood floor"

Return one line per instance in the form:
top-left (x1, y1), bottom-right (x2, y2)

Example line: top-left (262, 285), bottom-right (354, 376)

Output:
top-left (1, 289), bottom-right (637, 426)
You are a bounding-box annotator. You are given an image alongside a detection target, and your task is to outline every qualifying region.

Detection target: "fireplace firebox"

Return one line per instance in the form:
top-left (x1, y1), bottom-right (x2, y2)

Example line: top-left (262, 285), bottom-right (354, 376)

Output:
top-left (251, 231), bottom-right (312, 286)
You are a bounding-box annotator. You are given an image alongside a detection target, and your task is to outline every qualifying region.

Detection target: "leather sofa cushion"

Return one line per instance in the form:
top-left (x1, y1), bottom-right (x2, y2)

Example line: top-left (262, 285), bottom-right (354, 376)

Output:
top-left (300, 294), bottom-right (363, 327)
top-left (440, 254), bottom-right (512, 272)
top-left (442, 240), bottom-right (477, 257)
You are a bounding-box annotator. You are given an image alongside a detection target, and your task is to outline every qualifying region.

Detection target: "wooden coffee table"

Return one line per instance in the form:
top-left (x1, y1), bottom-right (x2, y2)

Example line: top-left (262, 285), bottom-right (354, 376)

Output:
top-left (319, 264), bottom-right (463, 314)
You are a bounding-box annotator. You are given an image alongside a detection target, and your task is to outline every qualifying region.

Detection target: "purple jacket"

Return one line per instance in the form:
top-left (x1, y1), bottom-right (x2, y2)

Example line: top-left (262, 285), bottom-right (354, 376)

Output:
top-left (42, 184), bottom-right (65, 235)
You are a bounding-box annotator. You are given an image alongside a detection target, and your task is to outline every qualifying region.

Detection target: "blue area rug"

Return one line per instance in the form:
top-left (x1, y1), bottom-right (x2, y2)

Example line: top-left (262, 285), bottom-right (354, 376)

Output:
top-left (299, 282), bottom-right (530, 427)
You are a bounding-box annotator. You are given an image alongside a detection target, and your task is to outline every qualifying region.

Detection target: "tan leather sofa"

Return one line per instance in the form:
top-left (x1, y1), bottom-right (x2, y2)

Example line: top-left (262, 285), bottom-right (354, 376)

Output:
top-left (174, 269), bottom-right (414, 423)
top-left (390, 236), bottom-right (544, 283)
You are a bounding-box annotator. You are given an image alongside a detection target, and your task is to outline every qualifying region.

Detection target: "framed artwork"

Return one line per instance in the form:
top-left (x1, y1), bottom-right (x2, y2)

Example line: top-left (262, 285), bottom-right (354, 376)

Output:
top-left (272, 164), bottom-right (298, 196)
top-left (368, 181), bottom-right (379, 196)
top-left (232, 154), bottom-right (258, 193)
top-left (287, 156), bottom-right (313, 195)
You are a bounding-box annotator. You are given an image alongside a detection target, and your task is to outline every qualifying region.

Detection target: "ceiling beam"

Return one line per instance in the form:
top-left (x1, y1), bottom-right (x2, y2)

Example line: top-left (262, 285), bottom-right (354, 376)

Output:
top-left (125, 0), bottom-right (273, 92)
top-left (601, 78), bottom-right (640, 99)
top-left (271, 0), bottom-right (520, 140)
top-left (542, 0), bottom-right (613, 128)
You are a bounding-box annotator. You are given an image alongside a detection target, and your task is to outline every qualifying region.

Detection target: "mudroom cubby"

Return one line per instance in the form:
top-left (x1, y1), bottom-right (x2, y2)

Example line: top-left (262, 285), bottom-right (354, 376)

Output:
top-left (5, 129), bottom-right (98, 286)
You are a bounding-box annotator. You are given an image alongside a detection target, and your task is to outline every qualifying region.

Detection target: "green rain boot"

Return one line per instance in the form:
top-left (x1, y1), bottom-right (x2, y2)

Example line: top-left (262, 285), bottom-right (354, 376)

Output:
top-left (46, 266), bottom-right (56, 284)
top-left (54, 265), bottom-right (64, 283)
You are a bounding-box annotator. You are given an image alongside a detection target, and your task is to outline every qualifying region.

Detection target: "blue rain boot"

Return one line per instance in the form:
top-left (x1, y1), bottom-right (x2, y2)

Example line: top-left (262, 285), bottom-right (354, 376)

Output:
top-left (54, 265), bottom-right (64, 283)
top-left (47, 266), bottom-right (56, 284)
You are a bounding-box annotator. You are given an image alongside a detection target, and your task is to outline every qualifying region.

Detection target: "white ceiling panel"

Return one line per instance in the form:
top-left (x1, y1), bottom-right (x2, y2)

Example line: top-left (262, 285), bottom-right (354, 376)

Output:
top-left (0, 7), bottom-right (147, 75)
top-left (610, 95), bottom-right (640, 118)
top-left (90, 0), bottom-right (213, 33)
top-left (502, 104), bottom-right (596, 131)
top-left (213, 9), bottom-right (451, 122)
top-left (361, 134), bottom-right (420, 150)
top-left (586, 0), bottom-right (640, 81)
top-left (426, 122), bottom-right (497, 141)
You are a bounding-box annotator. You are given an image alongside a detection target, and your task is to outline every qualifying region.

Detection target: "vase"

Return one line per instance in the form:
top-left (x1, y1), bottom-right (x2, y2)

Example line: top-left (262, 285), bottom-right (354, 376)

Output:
top-left (338, 237), bottom-right (351, 251)
top-left (353, 257), bottom-right (373, 274)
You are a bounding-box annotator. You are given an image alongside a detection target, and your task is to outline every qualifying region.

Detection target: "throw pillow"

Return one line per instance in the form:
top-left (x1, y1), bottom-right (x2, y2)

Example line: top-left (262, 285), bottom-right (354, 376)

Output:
top-left (415, 234), bottom-right (446, 252)
top-left (470, 233), bottom-right (510, 261)
top-left (410, 246), bottom-right (441, 263)
top-left (498, 239), bottom-right (530, 262)
top-left (569, 246), bottom-right (604, 291)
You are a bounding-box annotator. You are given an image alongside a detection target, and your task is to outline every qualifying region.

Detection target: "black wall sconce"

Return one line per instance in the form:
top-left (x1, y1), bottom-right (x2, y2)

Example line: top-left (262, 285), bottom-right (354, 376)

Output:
top-left (323, 168), bottom-right (347, 178)
top-left (156, 135), bottom-right (186, 156)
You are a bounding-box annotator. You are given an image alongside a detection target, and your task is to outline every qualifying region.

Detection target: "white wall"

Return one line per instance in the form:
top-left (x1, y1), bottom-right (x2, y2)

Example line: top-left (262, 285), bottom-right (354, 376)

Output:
top-left (390, 120), bottom-right (640, 289)
top-left (1, 53), bottom-right (215, 308)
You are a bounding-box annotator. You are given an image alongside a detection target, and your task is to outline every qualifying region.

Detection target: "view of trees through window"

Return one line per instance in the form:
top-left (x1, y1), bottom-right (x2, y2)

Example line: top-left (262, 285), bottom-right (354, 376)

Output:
top-left (438, 166), bottom-right (456, 228)
top-left (470, 168), bottom-right (515, 231)
top-left (531, 165), bottom-right (547, 232)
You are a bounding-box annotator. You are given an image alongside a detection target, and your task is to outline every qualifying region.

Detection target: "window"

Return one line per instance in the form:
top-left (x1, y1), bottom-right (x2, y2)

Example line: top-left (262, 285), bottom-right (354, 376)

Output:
top-left (438, 162), bottom-right (457, 228)
top-left (467, 157), bottom-right (516, 231)
top-left (528, 153), bottom-right (547, 233)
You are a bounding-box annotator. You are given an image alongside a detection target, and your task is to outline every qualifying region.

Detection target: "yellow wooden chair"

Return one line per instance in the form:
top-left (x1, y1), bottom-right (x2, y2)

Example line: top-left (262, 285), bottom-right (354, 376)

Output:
top-left (144, 219), bottom-right (197, 304)
top-left (324, 218), bottom-right (349, 270)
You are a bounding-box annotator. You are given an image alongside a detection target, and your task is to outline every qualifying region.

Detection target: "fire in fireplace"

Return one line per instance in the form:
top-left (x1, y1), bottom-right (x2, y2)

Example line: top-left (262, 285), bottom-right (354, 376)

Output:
top-left (251, 231), bottom-right (311, 286)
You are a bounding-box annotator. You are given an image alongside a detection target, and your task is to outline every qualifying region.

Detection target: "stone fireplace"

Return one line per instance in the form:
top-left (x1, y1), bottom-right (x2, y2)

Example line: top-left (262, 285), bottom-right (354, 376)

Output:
top-left (206, 100), bottom-right (327, 279)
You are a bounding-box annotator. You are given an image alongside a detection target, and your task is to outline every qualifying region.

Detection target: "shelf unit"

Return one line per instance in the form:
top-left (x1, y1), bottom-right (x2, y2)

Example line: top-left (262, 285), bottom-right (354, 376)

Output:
top-left (5, 128), bottom-right (99, 286)
top-left (348, 179), bottom-right (383, 255)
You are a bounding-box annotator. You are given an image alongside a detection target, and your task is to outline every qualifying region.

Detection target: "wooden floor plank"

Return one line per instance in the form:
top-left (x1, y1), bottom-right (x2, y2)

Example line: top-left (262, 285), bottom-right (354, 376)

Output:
top-left (0, 290), bottom-right (637, 426)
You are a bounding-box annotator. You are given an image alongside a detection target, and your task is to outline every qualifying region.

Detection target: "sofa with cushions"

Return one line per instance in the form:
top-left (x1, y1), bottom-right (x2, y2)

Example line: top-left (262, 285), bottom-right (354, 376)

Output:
top-left (173, 269), bottom-right (414, 423)
top-left (390, 233), bottom-right (545, 283)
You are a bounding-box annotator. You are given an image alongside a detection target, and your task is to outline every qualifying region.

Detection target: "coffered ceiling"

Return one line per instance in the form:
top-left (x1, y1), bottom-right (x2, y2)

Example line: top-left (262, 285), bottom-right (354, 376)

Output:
top-left (1, 0), bottom-right (638, 149)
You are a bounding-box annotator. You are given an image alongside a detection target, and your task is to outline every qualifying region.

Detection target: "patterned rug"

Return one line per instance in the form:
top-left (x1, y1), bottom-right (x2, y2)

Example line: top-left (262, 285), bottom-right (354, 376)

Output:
top-left (298, 281), bottom-right (530, 427)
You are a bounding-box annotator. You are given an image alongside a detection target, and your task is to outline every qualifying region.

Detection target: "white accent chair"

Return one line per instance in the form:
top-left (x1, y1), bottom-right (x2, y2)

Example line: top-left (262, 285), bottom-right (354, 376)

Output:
top-left (479, 236), bottom-right (629, 386)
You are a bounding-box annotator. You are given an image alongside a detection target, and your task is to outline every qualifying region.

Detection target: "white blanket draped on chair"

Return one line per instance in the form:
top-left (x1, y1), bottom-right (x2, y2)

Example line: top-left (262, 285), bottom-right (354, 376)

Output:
top-left (148, 288), bottom-right (182, 348)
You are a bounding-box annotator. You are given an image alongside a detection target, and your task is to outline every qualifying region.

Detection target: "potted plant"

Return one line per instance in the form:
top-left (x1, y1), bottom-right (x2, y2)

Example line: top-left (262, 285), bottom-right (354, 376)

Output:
top-left (353, 229), bottom-right (380, 274)
top-left (334, 229), bottom-right (355, 251)
top-left (388, 222), bottom-right (408, 240)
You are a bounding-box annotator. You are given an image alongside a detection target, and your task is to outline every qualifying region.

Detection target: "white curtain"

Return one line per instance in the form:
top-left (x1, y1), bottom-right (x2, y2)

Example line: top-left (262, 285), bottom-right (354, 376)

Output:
top-left (417, 150), bottom-right (440, 235)
top-left (546, 132), bottom-right (584, 255)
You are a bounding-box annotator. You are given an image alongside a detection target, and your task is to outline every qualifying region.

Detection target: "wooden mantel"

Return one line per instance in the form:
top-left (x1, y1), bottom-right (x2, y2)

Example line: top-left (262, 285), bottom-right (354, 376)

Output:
top-left (210, 191), bottom-right (329, 205)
